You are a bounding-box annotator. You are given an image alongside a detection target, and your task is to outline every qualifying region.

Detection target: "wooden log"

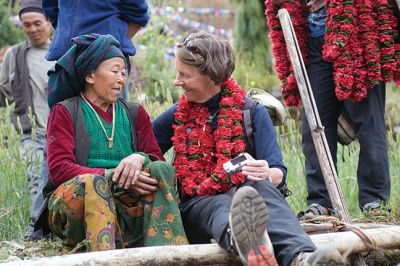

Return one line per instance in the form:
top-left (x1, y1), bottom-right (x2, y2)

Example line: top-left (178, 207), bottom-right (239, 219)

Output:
top-left (310, 226), bottom-right (400, 254)
top-left (3, 226), bottom-right (400, 266)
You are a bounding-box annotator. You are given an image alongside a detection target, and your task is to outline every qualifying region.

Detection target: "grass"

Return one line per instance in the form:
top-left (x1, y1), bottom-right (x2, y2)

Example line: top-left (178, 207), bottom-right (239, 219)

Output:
top-left (0, 83), bottom-right (399, 264)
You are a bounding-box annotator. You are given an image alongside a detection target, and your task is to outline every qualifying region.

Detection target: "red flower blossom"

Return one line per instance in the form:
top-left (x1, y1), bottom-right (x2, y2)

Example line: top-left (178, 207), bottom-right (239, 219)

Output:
top-left (172, 77), bottom-right (247, 196)
top-left (266, 0), bottom-right (399, 104)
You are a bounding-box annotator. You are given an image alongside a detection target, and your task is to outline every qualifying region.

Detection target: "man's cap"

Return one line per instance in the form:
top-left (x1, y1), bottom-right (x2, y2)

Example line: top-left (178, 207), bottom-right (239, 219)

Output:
top-left (19, 0), bottom-right (45, 18)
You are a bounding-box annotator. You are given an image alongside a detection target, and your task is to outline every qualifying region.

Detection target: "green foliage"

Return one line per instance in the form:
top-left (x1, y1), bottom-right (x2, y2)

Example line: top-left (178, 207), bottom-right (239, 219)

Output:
top-left (0, 4), bottom-right (25, 48)
top-left (0, 103), bottom-right (28, 240)
top-left (133, 14), bottom-right (179, 103)
top-left (230, 0), bottom-right (272, 73)
top-left (233, 58), bottom-right (279, 91)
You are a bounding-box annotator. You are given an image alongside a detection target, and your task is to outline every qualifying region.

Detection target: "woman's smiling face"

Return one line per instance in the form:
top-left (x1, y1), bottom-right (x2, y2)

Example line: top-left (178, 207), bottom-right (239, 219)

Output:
top-left (85, 57), bottom-right (126, 109)
top-left (174, 58), bottom-right (221, 103)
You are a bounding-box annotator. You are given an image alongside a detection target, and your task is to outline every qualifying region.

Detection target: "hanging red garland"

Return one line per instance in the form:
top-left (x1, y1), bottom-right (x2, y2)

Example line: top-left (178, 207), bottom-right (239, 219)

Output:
top-left (265, 0), bottom-right (400, 105)
top-left (172, 77), bottom-right (247, 196)
top-left (265, 0), bottom-right (309, 106)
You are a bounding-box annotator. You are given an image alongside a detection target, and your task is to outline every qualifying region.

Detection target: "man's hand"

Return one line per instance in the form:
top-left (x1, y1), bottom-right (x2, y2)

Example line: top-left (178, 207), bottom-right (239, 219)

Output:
top-left (128, 23), bottom-right (142, 39)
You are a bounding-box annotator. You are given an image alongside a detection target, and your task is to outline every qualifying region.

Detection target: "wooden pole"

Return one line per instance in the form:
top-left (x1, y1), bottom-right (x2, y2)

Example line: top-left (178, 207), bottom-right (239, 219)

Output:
top-left (277, 8), bottom-right (366, 265)
top-left (3, 226), bottom-right (400, 266)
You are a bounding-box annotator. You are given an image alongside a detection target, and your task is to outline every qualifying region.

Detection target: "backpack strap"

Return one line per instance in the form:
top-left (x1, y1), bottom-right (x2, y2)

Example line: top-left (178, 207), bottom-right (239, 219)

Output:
top-left (242, 96), bottom-right (291, 198)
top-left (243, 97), bottom-right (257, 157)
top-left (119, 99), bottom-right (139, 152)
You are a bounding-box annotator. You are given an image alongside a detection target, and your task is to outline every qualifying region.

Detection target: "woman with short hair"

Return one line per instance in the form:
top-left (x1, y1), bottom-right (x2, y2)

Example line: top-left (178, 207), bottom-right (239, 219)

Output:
top-left (153, 30), bottom-right (345, 266)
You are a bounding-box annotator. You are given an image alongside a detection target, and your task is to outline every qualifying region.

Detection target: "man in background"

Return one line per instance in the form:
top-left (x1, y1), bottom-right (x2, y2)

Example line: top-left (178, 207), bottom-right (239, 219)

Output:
top-left (42, 0), bottom-right (150, 99)
top-left (0, 0), bottom-right (53, 240)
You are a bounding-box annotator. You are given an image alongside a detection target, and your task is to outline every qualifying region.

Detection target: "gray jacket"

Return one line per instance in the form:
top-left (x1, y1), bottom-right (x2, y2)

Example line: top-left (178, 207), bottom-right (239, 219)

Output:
top-left (0, 40), bottom-right (35, 133)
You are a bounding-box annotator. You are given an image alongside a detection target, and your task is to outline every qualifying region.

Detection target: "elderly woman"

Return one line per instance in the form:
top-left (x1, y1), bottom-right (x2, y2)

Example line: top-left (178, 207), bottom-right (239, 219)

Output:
top-left (153, 30), bottom-right (346, 266)
top-left (45, 34), bottom-right (188, 252)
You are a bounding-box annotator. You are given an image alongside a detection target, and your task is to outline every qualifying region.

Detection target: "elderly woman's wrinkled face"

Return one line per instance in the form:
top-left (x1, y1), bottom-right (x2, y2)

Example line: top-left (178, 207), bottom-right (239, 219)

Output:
top-left (85, 57), bottom-right (126, 108)
top-left (174, 59), bottom-right (220, 103)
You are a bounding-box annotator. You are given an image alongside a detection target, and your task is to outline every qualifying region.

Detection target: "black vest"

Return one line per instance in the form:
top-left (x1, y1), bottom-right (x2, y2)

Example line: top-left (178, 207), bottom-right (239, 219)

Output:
top-left (11, 40), bottom-right (35, 133)
top-left (59, 96), bottom-right (139, 166)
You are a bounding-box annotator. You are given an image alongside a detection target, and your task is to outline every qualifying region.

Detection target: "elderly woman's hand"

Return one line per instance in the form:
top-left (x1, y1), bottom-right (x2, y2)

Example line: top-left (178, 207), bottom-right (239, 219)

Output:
top-left (241, 158), bottom-right (283, 186)
top-left (112, 154), bottom-right (147, 189)
top-left (128, 171), bottom-right (158, 196)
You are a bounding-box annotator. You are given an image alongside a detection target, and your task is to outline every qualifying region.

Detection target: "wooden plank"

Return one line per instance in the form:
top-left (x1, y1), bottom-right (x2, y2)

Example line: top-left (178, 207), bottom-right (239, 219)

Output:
top-left (3, 226), bottom-right (400, 266)
top-left (277, 8), bottom-right (366, 265)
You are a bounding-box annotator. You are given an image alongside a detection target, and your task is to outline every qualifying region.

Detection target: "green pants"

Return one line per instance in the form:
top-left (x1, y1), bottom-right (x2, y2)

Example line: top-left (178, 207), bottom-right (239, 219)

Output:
top-left (48, 161), bottom-right (188, 252)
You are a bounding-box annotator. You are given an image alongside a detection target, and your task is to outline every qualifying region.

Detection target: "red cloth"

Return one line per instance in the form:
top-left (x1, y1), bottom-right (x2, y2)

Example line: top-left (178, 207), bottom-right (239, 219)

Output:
top-left (47, 101), bottom-right (164, 187)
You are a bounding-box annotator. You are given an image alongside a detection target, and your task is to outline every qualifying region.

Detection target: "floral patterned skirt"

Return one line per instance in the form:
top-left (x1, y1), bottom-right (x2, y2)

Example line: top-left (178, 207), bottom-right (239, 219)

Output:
top-left (48, 161), bottom-right (188, 252)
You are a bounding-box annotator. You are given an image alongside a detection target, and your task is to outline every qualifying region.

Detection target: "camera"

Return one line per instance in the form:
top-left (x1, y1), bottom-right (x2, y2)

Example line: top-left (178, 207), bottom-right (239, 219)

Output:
top-left (223, 153), bottom-right (251, 175)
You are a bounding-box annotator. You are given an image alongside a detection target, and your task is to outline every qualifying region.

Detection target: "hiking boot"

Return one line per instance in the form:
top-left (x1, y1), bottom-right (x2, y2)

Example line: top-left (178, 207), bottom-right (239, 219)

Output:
top-left (229, 186), bottom-right (277, 266)
top-left (291, 247), bottom-right (346, 266)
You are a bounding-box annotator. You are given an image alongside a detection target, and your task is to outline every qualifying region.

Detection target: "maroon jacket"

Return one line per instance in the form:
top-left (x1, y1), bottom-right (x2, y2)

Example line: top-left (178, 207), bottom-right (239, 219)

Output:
top-left (47, 99), bottom-right (164, 187)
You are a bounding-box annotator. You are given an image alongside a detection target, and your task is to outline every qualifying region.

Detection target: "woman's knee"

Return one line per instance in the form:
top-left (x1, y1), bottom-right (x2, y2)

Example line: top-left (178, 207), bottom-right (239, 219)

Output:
top-left (49, 174), bottom-right (111, 214)
top-left (147, 161), bottom-right (175, 184)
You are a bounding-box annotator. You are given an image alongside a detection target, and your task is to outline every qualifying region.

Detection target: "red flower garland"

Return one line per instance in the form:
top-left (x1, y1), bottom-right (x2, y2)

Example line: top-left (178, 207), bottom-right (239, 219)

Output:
top-left (265, 0), bottom-right (309, 106)
top-left (265, 0), bottom-right (400, 105)
top-left (377, 0), bottom-right (397, 82)
top-left (172, 77), bottom-right (247, 196)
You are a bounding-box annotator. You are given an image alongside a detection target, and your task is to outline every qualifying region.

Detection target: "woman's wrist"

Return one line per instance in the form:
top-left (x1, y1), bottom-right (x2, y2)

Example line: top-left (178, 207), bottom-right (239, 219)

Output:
top-left (132, 152), bottom-right (150, 167)
top-left (269, 168), bottom-right (284, 187)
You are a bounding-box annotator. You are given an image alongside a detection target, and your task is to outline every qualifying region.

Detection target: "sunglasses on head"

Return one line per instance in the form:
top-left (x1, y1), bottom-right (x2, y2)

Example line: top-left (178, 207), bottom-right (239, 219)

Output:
top-left (182, 38), bottom-right (206, 59)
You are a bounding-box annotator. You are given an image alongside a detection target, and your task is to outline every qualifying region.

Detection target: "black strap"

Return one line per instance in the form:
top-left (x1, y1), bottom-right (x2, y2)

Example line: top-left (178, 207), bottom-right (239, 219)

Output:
top-left (242, 96), bottom-right (291, 198)
top-left (60, 97), bottom-right (90, 166)
top-left (243, 97), bottom-right (257, 157)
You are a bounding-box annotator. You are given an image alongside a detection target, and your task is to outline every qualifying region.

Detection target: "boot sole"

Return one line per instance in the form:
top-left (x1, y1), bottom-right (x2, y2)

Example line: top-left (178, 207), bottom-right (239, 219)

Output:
top-left (230, 186), bottom-right (275, 265)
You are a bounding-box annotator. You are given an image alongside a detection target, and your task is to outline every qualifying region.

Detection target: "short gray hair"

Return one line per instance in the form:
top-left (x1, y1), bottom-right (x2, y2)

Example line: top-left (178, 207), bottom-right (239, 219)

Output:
top-left (176, 30), bottom-right (235, 84)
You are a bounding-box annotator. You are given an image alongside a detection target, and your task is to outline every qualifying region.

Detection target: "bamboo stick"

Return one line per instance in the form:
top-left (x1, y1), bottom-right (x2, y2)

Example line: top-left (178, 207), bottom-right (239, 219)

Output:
top-left (277, 8), bottom-right (366, 265)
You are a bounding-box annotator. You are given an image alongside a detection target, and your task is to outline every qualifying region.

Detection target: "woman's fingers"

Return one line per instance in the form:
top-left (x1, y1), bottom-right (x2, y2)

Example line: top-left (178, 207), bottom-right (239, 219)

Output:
top-left (138, 173), bottom-right (158, 185)
top-left (130, 169), bottom-right (141, 186)
top-left (131, 187), bottom-right (153, 196)
top-left (241, 160), bottom-right (270, 180)
top-left (123, 167), bottom-right (136, 189)
top-left (246, 175), bottom-right (269, 182)
top-left (129, 174), bottom-right (158, 195)
top-left (131, 183), bottom-right (157, 196)
top-left (134, 180), bottom-right (158, 192)
top-left (118, 164), bottom-right (131, 188)
top-left (113, 154), bottom-right (146, 187)
top-left (112, 161), bottom-right (125, 183)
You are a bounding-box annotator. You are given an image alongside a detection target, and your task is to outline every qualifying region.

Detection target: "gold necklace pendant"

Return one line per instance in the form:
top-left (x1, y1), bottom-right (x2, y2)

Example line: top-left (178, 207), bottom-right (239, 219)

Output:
top-left (80, 93), bottom-right (116, 149)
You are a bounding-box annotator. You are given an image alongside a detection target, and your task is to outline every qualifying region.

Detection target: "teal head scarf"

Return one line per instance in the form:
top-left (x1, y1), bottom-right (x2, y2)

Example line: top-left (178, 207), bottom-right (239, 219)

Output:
top-left (47, 33), bottom-right (125, 109)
